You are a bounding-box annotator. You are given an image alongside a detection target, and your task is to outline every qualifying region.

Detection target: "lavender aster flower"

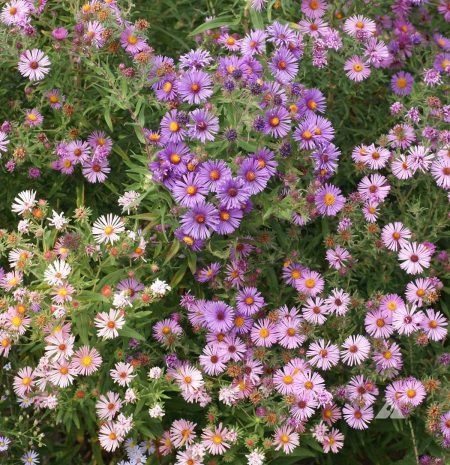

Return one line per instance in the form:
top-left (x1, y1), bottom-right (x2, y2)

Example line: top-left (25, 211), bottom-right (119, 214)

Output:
top-left (180, 201), bottom-right (219, 239)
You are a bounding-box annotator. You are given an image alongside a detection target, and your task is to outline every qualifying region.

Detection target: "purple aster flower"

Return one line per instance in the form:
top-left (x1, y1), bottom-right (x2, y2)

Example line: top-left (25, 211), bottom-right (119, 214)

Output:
top-left (295, 269), bottom-right (325, 296)
top-left (294, 115), bottom-right (334, 150)
top-left (197, 160), bottom-right (232, 192)
top-left (178, 70), bottom-right (213, 104)
top-left (196, 263), bottom-right (221, 283)
top-left (263, 106), bottom-right (291, 138)
top-left (171, 172), bottom-right (208, 207)
top-left (251, 318), bottom-right (279, 347)
top-left (82, 158), bottom-right (110, 183)
top-left (24, 108), bottom-right (43, 127)
top-left (87, 131), bottom-right (113, 153)
top-left (312, 143), bottom-right (340, 174)
top-left (217, 55), bottom-right (246, 78)
top-left (238, 158), bottom-right (271, 194)
top-left (391, 71), bottom-right (414, 96)
top-left (179, 48), bottom-right (213, 70)
top-left (358, 174), bottom-right (391, 202)
top-left (180, 201), bottom-right (219, 239)
top-left (216, 178), bottom-right (251, 209)
top-left (203, 301), bottom-right (235, 332)
top-left (298, 88), bottom-right (326, 117)
top-left (187, 109), bottom-right (219, 142)
top-left (153, 73), bottom-right (178, 101)
top-left (267, 21), bottom-right (296, 47)
top-left (236, 287), bottom-right (265, 315)
top-left (434, 53), bottom-right (450, 73)
top-left (240, 30), bottom-right (267, 56)
top-left (344, 56), bottom-right (371, 82)
top-left (270, 47), bottom-right (298, 83)
top-left (158, 142), bottom-right (190, 175)
top-left (46, 89), bottom-right (64, 109)
top-left (174, 227), bottom-right (204, 251)
top-left (387, 123), bottom-right (416, 149)
top-left (117, 278), bottom-right (144, 301)
top-left (67, 140), bottom-right (91, 164)
top-left (160, 110), bottom-right (187, 144)
top-left (52, 27), bottom-right (68, 40)
top-left (301, 0), bottom-right (328, 19)
top-left (213, 206), bottom-right (243, 235)
top-left (315, 184), bottom-right (345, 216)
top-left (250, 148), bottom-right (278, 176)
top-left (120, 27), bottom-right (146, 54)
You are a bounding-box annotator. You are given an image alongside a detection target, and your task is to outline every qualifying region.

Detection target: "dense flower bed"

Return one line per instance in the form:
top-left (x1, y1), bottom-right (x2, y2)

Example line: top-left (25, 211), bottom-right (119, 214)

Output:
top-left (0, 1), bottom-right (449, 464)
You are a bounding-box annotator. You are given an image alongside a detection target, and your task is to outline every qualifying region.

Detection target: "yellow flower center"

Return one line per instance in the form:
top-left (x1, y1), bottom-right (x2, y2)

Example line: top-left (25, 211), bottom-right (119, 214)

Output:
top-left (169, 121), bottom-right (179, 132)
top-left (81, 355), bottom-right (92, 366)
top-left (259, 328), bottom-right (269, 338)
top-left (324, 193), bottom-right (335, 206)
top-left (305, 278), bottom-right (316, 289)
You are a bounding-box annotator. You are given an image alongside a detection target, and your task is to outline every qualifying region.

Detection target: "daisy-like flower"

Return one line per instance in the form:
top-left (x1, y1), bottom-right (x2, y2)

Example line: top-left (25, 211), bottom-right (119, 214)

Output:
top-left (120, 26), bottom-right (146, 54)
top-left (380, 293), bottom-right (405, 313)
top-left (405, 277), bottom-right (434, 307)
top-left (110, 362), bottom-right (136, 387)
top-left (236, 287), bottom-right (265, 315)
top-left (18, 49), bottom-right (50, 81)
top-left (251, 318), bottom-right (278, 347)
top-left (391, 71), bottom-right (414, 96)
top-left (347, 375), bottom-right (378, 406)
top-left (325, 289), bottom-right (350, 316)
top-left (373, 341), bottom-right (403, 374)
top-left (13, 366), bottom-right (35, 397)
top-left (358, 174), bottom-right (391, 203)
top-left (71, 345), bottom-right (102, 375)
top-left (340, 335), bottom-right (370, 366)
top-left (49, 359), bottom-right (77, 388)
top-left (263, 106), bottom-right (291, 138)
top-left (315, 184), bottom-right (345, 216)
top-left (172, 364), bottom-right (204, 394)
top-left (343, 15), bottom-right (376, 38)
top-left (290, 392), bottom-right (318, 421)
top-left (393, 305), bottom-right (424, 335)
top-left (240, 29), bottom-right (267, 56)
top-left (344, 56), bottom-right (371, 82)
top-left (408, 145), bottom-right (433, 173)
top-left (296, 270), bottom-right (325, 296)
top-left (171, 172), bottom-right (208, 207)
top-left (391, 154), bottom-right (414, 180)
top-left (387, 124), bottom-right (416, 150)
top-left (202, 423), bottom-right (232, 455)
top-left (21, 450), bottom-right (39, 465)
top-left (381, 222), bottom-right (412, 251)
top-left (420, 309), bottom-right (448, 341)
top-left (365, 309), bottom-right (393, 338)
top-left (44, 331), bottom-right (74, 361)
top-left (170, 419), bottom-right (197, 448)
top-left (276, 318), bottom-right (305, 348)
top-left (273, 426), bottom-right (299, 454)
top-left (399, 378), bottom-right (426, 407)
top-left (431, 156), bottom-right (450, 189)
top-left (296, 370), bottom-right (325, 394)
top-left (94, 309), bottom-right (125, 339)
top-left (273, 366), bottom-right (298, 395)
top-left (270, 47), bottom-right (298, 83)
top-left (24, 108), bottom-right (43, 127)
top-left (99, 421), bottom-right (123, 452)
top-left (11, 190), bottom-right (37, 215)
top-left (0, 435), bottom-right (11, 451)
top-left (307, 339), bottom-right (340, 370)
top-left (178, 70), bottom-right (213, 105)
top-left (398, 242), bottom-right (432, 275)
top-left (203, 301), bottom-right (235, 332)
top-left (301, 0), bottom-right (327, 19)
top-left (0, 131), bottom-right (9, 154)
top-left (322, 428), bottom-right (344, 453)
top-left (1, 0), bottom-right (29, 25)
top-left (302, 296), bottom-right (330, 325)
top-left (343, 404), bottom-right (373, 429)
top-left (85, 20), bottom-right (105, 48)
top-left (96, 391), bottom-right (123, 420)
top-left (153, 318), bottom-right (183, 344)
top-left (92, 214), bottom-right (125, 245)
top-left (187, 108), bottom-right (219, 142)
top-left (44, 260), bottom-right (71, 286)
top-left (199, 344), bottom-right (226, 375)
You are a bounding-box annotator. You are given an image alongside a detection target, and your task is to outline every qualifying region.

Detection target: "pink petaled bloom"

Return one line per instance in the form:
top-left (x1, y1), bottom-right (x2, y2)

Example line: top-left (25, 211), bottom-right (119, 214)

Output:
top-left (153, 318), bottom-right (183, 344)
top-left (290, 391), bottom-right (318, 421)
top-left (13, 366), bottom-right (34, 397)
top-left (1, 1), bottom-right (30, 25)
top-left (387, 124), bottom-right (416, 150)
top-left (18, 49), bottom-right (50, 81)
top-left (405, 278), bottom-right (434, 307)
top-left (344, 56), bottom-right (371, 82)
top-left (302, 296), bottom-right (330, 325)
top-left (170, 419), bottom-right (197, 448)
top-left (321, 403), bottom-right (342, 425)
top-left (420, 309), bottom-right (448, 341)
top-left (380, 293), bottom-right (405, 313)
top-left (95, 391), bottom-right (123, 420)
top-left (172, 364), bottom-right (204, 394)
top-left (307, 339), bottom-right (340, 370)
top-left (5, 308), bottom-right (30, 335)
top-left (85, 20), bottom-right (105, 48)
top-left (347, 375), bottom-right (379, 406)
top-left (399, 378), bottom-right (426, 407)
top-left (251, 318), bottom-right (278, 347)
top-left (199, 344), bottom-right (226, 375)
top-left (391, 154), bottom-right (414, 180)
top-left (372, 341), bottom-right (403, 374)
top-left (201, 423), bottom-right (233, 455)
top-left (71, 345), bottom-right (102, 375)
top-left (49, 359), bottom-right (77, 388)
top-left (110, 362), bottom-right (135, 387)
top-left (98, 421), bottom-right (123, 452)
top-left (325, 288), bottom-right (350, 316)
top-left (381, 222), bottom-right (412, 251)
top-left (24, 108), bottom-right (43, 127)
top-left (273, 366), bottom-right (298, 395)
top-left (343, 15), bottom-right (376, 39)
top-left (273, 425), bottom-right (299, 454)
top-left (340, 335), bottom-right (370, 366)
top-left (94, 309), bottom-right (125, 339)
top-left (439, 411), bottom-right (450, 439)
top-left (295, 270), bottom-right (325, 296)
top-left (343, 404), bottom-right (373, 429)
top-left (275, 318), bottom-right (305, 348)
top-left (44, 330), bottom-right (74, 360)
top-left (365, 309), bottom-right (393, 338)
top-left (322, 428), bottom-right (344, 453)
top-left (392, 305), bottom-right (424, 335)
top-left (431, 156), bottom-right (450, 189)
top-left (295, 370), bottom-right (325, 394)
top-left (358, 174), bottom-right (391, 203)
top-left (398, 242), bottom-right (432, 275)
top-left (120, 27), bottom-right (146, 54)
top-left (301, 0), bottom-right (327, 19)
top-left (326, 245), bottom-right (351, 270)
top-left (0, 331), bottom-right (12, 357)
top-left (51, 282), bottom-right (75, 304)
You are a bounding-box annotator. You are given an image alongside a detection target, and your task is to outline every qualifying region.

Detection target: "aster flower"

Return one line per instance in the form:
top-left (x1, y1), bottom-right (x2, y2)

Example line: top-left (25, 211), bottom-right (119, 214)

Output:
top-left (343, 404), bottom-right (373, 429)
top-left (392, 305), bottom-right (424, 335)
top-left (199, 344), bottom-right (226, 375)
top-left (238, 158), bottom-right (271, 194)
top-left (92, 214), bottom-right (125, 245)
top-left (172, 172), bottom-right (208, 207)
top-left (322, 428), bottom-right (344, 453)
top-left (11, 190), bottom-right (37, 215)
top-left (160, 110), bottom-right (187, 143)
top-left (263, 106), bottom-right (291, 138)
top-left (276, 318), bottom-right (305, 348)
top-left (358, 174), bottom-right (391, 203)
top-left (202, 423), bottom-right (232, 455)
top-left (302, 296), bottom-right (330, 325)
top-left (299, 88), bottom-right (326, 116)
top-left (18, 49), bottom-right (50, 81)
top-left (94, 309), bottom-right (125, 339)
top-left (170, 419), bottom-right (197, 448)
top-left (325, 288), bottom-right (350, 316)
top-left (347, 375), bottom-right (378, 406)
top-left (24, 108), bottom-right (43, 127)
top-left (408, 145), bottom-right (433, 172)
top-left (267, 21), bottom-right (297, 47)
top-left (391, 72), bottom-right (414, 96)
top-left (398, 242), bottom-right (432, 275)
top-left (178, 70), bottom-right (213, 104)
top-left (71, 346), bottom-right (102, 375)
top-left (365, 309), bottom-right (394, 338)
top-left (420, 309), bottom-right (448, 341)
top-left (96, 392), bottom-right (123, 420)
top-left (315, 184), bottom-right (345, 216)
top-left (13, 366), bottom-right (34, 397)
top-left (301, 0), bottom-right (327, 19)
top-left (307, 339), bottom-right (340, 370)
top-left (343, 15), bottom-right (376, 38)
top-left (99, 421), bottom-right (123, 452)
top-left (187, 109), bottom-right (219, 142)
top-left (1, 0), bottom-right (29, 25)
top-left (180, 201), bottom-right (219, 240)
top-left (204, 301), bottom-right (235, 332)
top-left (241, 30), bottom-right (267, 56)
top-left (387, 124), bottom-right (416, 149)
top-left (340, 335), bottom-right (370, 366)
top-left (236, 287), bottom-right (265, 315)
top-left (67, 140), bottom-right (91, 164)
top-left (380, 293), bottom-right (406, 313)
top-left (381, 222), bottom-right (412, 251)
top-left (110, 362), bottom-right (136, 387)
top-left (372, 341), bottom-right (403, 374)
top-left (273, 426), bottom-right (299, 454)
top-left (400, 378), bottom-right (426, 407)
top-left (294, 115), bottom-right (334, 149)
top-left (179, 48), bottom-right (213, 70)
top-left (120, 27), bottom-right (146, 54)
top-left (431, 156), bottom-right (450, 189)
top-left (344, 56), bottom-right (371, 81)
top-left (290, 392), bottom-right (318, 421)
top-left (0, 131), bottom-right (9, 154)
top-left (269, 47), bottom-right (298, 83)
top-left (295, 270), bottom-right (325, 296)
top-left (85, 20), bottom-right (105, 48)
top-left (251, 318), bottom-right (278, 347)
top-left (153, 318), bottom-right (183, 344)
top-left (216, 178), bottom-right (251, 209)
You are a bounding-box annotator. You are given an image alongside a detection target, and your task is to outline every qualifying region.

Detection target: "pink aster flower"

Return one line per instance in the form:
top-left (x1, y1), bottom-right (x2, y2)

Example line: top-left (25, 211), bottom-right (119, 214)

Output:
top-left (18, 49), bottom-right (50, 81)
top-left (322, 428), bottom-right (344, 453)
top-left (13, 366), bottom-right (34, 397)
top-left (398, 242), bottom-right (432, 275)
top-left (251, 318), bottom-right (278, 347)
top-left (302, 296), bottom-right (330, 325)
top-left (381, 222), bottom-right (411, 251)
top-left (110, 362), bottom-right (135, 387)
top-left (420, 309), bottom-right (448, 341)
top-left (343, 404), bottom-right (373, 429)
top-left (344, 56), bottom-right (371, 81)
top-left (365, 309), bottom-right (394, 338)
top-left (358, 174), bottom-right (391, 203)
top-left (201, 423), bottom-right (233, 455)
top-left (24, 108), bottom-right (43, 127)
top-left (295, 270), bottom-right (325, 296)
top-left (399, 378), bottom-right (426, 407)
top-left (96, 391), bottom-right (123, 420)
top-left (98, 421), bottom-right (123, 452)
top-left (307, 339), bottom-right (340, 370)
top-left (340, 335), bottom-right (370, 366)
top-left (170, 419), bottom-right (197, 448)
top-left (273, 425), bottom-right (299, 454)
top-left (71, 345), bottom-right (102, 375)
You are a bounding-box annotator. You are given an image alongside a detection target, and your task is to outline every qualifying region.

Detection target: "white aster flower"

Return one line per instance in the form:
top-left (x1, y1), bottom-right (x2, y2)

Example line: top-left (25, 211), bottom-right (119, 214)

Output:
top-left (11, 190), bottom-right (37, 215)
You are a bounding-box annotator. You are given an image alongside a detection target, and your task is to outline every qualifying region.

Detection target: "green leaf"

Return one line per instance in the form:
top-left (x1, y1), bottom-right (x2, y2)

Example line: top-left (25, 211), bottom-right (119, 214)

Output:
top-left (104, 106), bottom-right (113, 131)
top-left (119, 325), bottom-right (146, 341)
top-left (170, 262), bottom-right (188, 288)
top-left (163, 240), bottom-right (180, 265)
top-left (189, 16), bottom-right (236, 36)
